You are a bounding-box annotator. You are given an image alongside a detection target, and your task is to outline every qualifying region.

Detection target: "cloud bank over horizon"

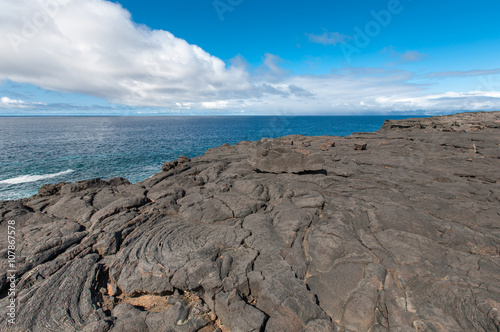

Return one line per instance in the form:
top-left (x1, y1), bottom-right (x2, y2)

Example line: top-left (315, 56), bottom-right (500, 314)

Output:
top-left (1, 0), bottom-right (500, 115)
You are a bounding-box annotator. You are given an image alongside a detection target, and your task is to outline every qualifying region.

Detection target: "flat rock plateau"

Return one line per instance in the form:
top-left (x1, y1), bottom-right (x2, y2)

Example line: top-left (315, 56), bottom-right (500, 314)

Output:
top-left (1, 111), bottom-right (500, 332)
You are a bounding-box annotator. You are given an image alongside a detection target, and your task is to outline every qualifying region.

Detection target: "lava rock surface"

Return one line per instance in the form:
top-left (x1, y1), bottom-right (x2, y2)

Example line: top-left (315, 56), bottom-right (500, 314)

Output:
top-left (1, 111), bottom-right (499, 331)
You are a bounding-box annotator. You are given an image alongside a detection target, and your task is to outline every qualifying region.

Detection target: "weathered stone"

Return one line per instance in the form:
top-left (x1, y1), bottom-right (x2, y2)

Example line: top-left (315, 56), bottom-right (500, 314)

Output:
top-left (215, 290), bottom-right (267, 332)
top-left (162, 160), bottom-right (178, 172)
top-left (354, 142), bottom-right (367, 150)
top-left (38, 182), bottom-right (67, 196)
top-left (1, 111), bottom-right (499, 332)
top-left (250, 142), bottom-right (325, 173)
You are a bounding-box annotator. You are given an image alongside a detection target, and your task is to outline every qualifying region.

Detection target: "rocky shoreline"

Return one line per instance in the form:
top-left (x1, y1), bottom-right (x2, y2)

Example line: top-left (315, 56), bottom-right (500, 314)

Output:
top-left (1, 111), bottom-right (499, 331)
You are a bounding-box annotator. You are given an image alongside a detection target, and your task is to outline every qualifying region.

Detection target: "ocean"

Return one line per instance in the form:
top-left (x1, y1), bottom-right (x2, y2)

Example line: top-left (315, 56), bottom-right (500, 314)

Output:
top-left (0, 115), bottom-right (419, 201)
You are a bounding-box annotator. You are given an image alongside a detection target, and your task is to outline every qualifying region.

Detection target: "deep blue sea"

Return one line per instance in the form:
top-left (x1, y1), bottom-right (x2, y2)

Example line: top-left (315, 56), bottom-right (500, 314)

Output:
top-left (0, 116), bottom-right (420, 201)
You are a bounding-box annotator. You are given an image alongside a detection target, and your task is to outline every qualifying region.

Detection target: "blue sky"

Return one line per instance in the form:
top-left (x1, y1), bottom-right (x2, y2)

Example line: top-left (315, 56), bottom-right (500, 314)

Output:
top-left (1, 0), bottom-right (499, 115)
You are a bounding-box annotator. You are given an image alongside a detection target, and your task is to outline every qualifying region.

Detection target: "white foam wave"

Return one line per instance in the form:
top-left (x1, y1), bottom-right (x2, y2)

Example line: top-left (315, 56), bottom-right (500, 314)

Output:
top-left (0, 170), bottom-right (74, 185)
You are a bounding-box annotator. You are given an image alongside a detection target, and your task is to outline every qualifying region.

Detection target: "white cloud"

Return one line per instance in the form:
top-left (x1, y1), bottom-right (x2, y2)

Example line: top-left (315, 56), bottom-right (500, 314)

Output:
top-left (0, 96), bottom-right (45, 108)
top-left (0, 0), bottom-right (499, 114)
top-left (1, 97), bottom-right (24, 105)
top-left (398, 50), bottom-right (426, 63)
top-left (0, 0), bottom-right (250, 108)
top-left (382, 47), bottom-right (426, 64)
top-left (200, 100), bottom-right (229, 110)
top-left (307, 31), bottom-right (352, 46)
top-left (375, 91), bottom-right (500, 112)
top-left (428, 68), bottom-right (500, 78)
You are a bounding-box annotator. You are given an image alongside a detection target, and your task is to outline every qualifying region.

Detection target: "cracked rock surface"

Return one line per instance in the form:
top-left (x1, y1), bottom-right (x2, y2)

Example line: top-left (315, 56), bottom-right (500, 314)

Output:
top-left (1, 111), bottom-right (500, 331)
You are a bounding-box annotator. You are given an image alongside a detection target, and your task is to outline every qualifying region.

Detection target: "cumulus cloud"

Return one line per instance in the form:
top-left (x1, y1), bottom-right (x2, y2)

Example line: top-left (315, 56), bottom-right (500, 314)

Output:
top-left (0, 0), bottom-right (499, 114)
top-left (0, 0), bottom-right (250, 108)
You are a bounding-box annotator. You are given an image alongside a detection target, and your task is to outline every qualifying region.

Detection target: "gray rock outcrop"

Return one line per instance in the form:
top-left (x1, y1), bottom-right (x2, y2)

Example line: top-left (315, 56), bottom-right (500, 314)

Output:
top-left (1, 111), bottom-right (499, 331)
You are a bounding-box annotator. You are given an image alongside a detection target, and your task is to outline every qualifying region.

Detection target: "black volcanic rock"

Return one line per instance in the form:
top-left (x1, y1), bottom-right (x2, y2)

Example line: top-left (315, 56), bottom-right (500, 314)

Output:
top-left (250, 138), bottom-right (325, 174)
top-left (1, 111), bottom-right (500, 332)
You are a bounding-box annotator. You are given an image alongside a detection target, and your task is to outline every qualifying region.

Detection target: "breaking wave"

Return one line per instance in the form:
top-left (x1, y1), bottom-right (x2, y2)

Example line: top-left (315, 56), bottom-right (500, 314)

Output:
top-left (0, 169), bottom-right (74, 185)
